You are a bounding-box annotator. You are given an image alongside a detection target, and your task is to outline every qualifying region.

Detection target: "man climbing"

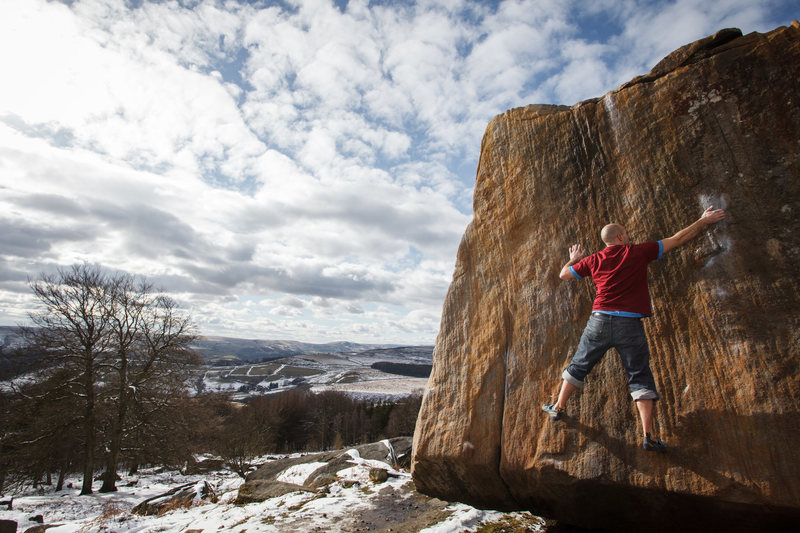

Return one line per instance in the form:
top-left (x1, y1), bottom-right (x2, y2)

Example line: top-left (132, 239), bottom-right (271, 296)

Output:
top-left (542, 206), bottom-right (726, 452)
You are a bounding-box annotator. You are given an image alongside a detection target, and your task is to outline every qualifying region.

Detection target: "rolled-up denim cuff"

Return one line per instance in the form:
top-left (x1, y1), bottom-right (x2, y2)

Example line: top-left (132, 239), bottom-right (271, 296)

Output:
top-left (562, 369), bottom-right (584, 389)
top-left (631, 389), bottom-right (659, 401)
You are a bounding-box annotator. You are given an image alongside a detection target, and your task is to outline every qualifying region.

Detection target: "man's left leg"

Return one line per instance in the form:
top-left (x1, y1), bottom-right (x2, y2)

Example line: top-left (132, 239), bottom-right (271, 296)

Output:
top-left (635, 398), bottom-right (654, 437)
top-left (613, 317), bottom-right (667, 452)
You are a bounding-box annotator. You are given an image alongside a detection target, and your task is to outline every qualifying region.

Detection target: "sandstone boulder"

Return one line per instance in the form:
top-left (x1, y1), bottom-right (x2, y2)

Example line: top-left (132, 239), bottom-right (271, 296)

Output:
top-left (132, 480), bottom-right (217, 516)
top-left (184, 456), bottom-right (226, 474)
top-left (412, 23), bottom-right (800, 532)
top-left (237, 437), bottom-right (411, 502)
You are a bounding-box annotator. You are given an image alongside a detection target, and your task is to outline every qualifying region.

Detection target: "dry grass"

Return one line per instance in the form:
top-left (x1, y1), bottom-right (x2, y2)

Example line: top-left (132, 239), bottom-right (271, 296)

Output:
top-left (77, 500), bottom-right (127, 532)
top-left (475, 514), bottom-right (545, 533)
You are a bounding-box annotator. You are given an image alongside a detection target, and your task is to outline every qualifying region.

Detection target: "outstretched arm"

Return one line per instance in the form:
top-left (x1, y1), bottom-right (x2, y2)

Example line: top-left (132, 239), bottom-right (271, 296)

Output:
top-left (661, 206), bottom-right (726, 253)
top-left (559, 244), bottom-right (587, 280)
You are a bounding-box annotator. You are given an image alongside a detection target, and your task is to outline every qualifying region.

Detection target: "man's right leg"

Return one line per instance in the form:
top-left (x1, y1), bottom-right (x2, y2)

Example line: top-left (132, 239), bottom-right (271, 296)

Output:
top-left (635, 398), bottom-right (654, 437)
top-left (543, 314), bottom-right (611, 419)
top-left (613, 318), bottom-right (666, 451)
top-left (634, 398), bottom-right (667, 451)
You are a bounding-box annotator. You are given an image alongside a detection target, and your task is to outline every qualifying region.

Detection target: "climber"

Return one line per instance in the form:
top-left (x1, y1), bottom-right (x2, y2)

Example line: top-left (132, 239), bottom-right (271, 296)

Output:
top-left (542, 206), bottom-right (726, 452)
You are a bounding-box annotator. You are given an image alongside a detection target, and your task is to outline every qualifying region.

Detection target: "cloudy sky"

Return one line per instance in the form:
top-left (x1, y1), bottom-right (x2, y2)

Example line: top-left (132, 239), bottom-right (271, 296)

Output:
top-left (0, 0), bottom-right (794, 344)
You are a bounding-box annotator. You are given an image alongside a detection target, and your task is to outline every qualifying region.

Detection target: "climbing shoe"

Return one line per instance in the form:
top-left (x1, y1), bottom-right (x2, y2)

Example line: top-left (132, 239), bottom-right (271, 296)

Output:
top-left (643, 433), bottom-right (668, 452)
top-left (541, 403), bottom-right (565, 421)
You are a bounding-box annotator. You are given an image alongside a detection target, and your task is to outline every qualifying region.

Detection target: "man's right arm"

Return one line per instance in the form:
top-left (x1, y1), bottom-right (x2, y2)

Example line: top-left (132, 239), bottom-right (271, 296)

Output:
top-left (559, 244), bottom-right (586, 280)
top-left (661, 206), bottom-right (726, 253)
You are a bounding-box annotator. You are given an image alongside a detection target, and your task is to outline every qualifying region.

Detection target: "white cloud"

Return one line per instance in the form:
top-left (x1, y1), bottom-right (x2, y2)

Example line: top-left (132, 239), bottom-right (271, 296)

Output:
top-left (270, 305), bottom-right (304, 317)
top-left (280, 296), bottom-right (307, 309)
top-left (0, 0), bottom-right (792, 343)
top-left (0, 0), bottom-right (266, 190)
top-left (610, 0), bottom-right (793, 77)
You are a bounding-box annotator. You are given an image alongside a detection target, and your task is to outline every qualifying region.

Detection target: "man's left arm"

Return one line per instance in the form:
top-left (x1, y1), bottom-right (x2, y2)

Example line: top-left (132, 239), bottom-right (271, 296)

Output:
top-left (661, 206), bottom-right (726, 253)
top-left (559, 244), bottom-right (587, 280)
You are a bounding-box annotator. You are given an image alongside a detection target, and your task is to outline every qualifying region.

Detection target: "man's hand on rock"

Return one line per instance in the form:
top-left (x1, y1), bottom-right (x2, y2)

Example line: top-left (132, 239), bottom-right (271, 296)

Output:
top-left (568, 244), bottom-right (586, 263)
top-left (700, 206), bottom-right (726, 225)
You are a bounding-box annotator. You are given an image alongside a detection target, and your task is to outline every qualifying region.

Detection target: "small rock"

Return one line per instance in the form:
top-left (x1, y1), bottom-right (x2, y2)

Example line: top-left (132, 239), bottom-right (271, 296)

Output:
top-left (23, 526), bottom-right (58, 533)
top-left (369, 468), bottom-right (388, 483)
top-left (0, 519), bottom-right (16, 533)
top-left (308, 473), bottom-right (338, 490)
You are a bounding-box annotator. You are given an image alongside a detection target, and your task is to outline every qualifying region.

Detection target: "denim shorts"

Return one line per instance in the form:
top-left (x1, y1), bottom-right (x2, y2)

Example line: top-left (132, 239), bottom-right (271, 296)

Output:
top-left (563, 312), bottom-right (659, 401)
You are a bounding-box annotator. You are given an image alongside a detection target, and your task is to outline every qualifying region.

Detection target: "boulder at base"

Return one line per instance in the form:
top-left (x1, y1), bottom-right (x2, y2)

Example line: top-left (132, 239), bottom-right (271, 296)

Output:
top-left (237, 437), bottom-right (411, 503)
top-left (412, 22), bottom-right (800, 532)
top-left (132, 481), bottom-right (217, 516)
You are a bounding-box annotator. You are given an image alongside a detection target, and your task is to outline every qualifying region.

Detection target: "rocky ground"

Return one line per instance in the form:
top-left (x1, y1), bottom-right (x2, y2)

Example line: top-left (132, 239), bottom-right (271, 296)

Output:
top-left (0, 438), bottom-right (545, 533)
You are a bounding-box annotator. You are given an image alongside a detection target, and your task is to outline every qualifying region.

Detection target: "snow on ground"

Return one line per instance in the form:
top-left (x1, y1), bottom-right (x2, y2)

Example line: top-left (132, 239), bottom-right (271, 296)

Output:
top-left (275, 462), bottom-right (329, 485)
top-left (344, 448), bottom-right (407, 478)
top-left (0, 466), bottom-right (242, 532)
top-left (311, 377), bottom-right (428, 398)
top-left (0, 458), bottom-right (542, 533)
top-left (419, 505), bottom-right (510, 533)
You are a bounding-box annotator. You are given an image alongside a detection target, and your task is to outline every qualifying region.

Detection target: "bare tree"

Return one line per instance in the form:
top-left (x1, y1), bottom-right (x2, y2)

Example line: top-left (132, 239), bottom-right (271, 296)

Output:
top-left (22, 264), bottom-right (198, 495)
top-left (98, 274), bottom-right (146, 492)
top-left (99, 287), bottom-right (198, 492)
top-left (24, 265), bottom-right (115, 495)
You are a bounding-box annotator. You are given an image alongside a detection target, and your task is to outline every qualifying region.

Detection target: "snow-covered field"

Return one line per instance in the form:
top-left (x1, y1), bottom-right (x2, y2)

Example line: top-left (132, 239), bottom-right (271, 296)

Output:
top-left (200, 350), bottom-right (432, 401)
top-left (311, 377), bottom-right (428, 400)
top-left (0, 456), bottom-right (543, 533)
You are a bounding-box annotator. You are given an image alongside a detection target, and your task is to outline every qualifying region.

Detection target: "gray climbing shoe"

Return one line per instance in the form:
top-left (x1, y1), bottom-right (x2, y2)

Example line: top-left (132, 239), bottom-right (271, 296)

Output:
top-left (542, 403), bottom-right (565, 421)
top-left (643, 433), bottom-right (667, 452)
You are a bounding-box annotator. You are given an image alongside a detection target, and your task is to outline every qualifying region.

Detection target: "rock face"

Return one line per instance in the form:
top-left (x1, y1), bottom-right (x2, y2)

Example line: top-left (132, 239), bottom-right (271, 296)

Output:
top-left (412, 23), bottom-right (800, 532)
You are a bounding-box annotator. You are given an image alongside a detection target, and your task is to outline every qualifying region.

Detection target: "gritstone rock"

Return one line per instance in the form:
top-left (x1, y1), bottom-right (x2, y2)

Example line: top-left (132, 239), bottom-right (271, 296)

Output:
top-left (369, 468), bottom-right (389, 483)
top-left (132, 480), bottom-right (217, 515)
top-left (411, 22), bottom-right (800, 533)
top-left (237, 437), bottom-right (411, 503)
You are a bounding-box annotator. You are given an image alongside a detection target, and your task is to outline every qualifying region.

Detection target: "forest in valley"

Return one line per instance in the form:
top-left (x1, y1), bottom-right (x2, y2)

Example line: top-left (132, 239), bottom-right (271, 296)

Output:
top-left (0, 265), bottom-right (422, 495)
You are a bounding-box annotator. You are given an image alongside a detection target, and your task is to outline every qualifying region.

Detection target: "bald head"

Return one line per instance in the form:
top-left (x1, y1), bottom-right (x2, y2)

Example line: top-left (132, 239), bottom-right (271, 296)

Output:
top-left (601, 223), bottom-right (627, 245)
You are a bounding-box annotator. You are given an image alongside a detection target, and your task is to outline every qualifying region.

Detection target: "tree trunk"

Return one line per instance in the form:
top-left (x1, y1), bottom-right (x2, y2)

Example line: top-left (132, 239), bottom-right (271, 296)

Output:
top-left (129, 459), bottom-right (139, 475)
top-left (100, 352), bottom-right (128, 493)
top-left (56, 465), bottom-right (67, 492)
top-left (99, 414), bottom-right (124, 492)
top-left (80, 360), bottom-right (95, 496)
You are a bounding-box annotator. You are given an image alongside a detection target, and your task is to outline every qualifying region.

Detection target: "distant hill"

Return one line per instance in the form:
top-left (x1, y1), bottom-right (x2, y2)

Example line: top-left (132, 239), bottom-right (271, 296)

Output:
top-left (356, 345), bottom-right (434, 360)
top-left (1, 325), bottom-right (434, 399)
top-left (0, 325), bottom-right (26, 379)
top-left (0, 325), bottom-right (432, 367)
top-left (188, 336), bottom-right (411, 364)
top-left (0, 325), bottom-right (24, 351)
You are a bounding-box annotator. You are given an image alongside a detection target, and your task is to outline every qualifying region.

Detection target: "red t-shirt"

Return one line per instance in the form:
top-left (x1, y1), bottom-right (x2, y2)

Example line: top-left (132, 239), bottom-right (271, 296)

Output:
top-left (569, 241), bottom-right (663, 316)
